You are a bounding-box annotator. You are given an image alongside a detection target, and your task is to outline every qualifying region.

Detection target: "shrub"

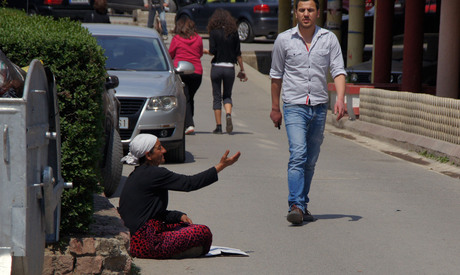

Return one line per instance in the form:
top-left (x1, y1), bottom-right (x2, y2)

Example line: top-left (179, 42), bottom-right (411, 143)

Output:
top-left (0, 8), bottom-right (106, 236)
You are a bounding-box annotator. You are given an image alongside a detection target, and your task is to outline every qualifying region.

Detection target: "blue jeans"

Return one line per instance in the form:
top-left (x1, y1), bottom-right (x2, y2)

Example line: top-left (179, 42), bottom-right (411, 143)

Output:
top-left (284, 103), bottom-right (328, 212)
top-left (147, 7), bottom-right (168, 35)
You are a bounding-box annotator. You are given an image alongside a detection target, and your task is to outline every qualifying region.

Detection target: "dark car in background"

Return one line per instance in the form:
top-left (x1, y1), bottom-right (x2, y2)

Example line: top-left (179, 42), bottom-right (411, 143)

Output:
top-left (4, 0), bottom-right (95, 21)
top-left (346, 33), bottom-right (438, 86)
top-left (107, 0), bottom-right (143, 13)
top-left (106, 0), bottom-right (195, 13)
top-left (176, 0), bottom-right (278, 42)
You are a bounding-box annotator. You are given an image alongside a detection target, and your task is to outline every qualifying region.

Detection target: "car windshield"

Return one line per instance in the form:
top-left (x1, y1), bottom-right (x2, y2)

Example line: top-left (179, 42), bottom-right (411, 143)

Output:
top-left (94, 36), bottom-right (169, 71)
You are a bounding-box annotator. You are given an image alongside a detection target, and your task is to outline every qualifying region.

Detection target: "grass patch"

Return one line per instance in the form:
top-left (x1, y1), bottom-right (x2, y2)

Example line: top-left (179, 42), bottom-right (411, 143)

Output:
top-left (418, 150), bottom-right (450, 163)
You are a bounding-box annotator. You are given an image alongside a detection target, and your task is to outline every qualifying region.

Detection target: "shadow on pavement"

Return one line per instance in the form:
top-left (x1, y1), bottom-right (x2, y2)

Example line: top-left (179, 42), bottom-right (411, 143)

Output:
top-left (314, 214), bottom-right (362, 221)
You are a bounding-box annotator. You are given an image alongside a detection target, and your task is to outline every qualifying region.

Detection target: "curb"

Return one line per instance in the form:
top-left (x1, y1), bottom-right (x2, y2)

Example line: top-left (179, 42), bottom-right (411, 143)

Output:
top-left (328, 114), bottom-right (460, 169)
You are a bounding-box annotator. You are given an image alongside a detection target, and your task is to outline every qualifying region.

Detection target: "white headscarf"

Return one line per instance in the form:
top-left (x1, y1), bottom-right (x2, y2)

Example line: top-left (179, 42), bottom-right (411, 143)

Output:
top-left (120, 134), bottom-right (158, 165)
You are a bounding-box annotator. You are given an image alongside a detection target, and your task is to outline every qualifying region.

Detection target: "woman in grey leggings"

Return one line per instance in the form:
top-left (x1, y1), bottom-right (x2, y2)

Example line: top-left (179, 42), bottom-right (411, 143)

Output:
top-left (206, 9), bottom-right (248, 134)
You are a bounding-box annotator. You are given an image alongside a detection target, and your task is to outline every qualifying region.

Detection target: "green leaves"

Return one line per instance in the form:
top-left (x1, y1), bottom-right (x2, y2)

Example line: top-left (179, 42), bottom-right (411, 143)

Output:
top-left (0, 8), bottom-right (106, 236)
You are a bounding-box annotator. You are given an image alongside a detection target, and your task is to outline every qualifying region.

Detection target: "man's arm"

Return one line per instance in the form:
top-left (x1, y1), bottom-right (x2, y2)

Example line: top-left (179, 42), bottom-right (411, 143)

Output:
top-left (333, 74), bottom-right (346, 121)
top-left (270, 78), bottom-right (283, 128)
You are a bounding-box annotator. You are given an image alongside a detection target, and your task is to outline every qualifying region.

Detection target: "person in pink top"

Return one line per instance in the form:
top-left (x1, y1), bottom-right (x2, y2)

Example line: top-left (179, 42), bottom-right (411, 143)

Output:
top-left (169, 17), bottom-right (204, 135)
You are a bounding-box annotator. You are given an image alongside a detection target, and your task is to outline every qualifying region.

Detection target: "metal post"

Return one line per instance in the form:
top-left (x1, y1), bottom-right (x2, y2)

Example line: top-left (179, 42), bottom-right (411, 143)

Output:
top-left (325, 0), bottom-right (342, 42)
top-left (317, 0), bottom-right (326, 27)
top-left (401, 0), bottom-right (424, 92)
top-left (278, 0), bottom-right (292, 33)
top-left (436, 0), bottom-right (460, 98)
top-left (372, 0), bottom-right (394, 83)
top-left (347, 0), bottom-right (365, 67)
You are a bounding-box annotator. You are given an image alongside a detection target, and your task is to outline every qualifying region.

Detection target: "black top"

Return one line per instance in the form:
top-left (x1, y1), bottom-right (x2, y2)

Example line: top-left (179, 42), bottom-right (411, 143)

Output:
top-left (209, 29), bottom-right (241, 64)
top-left (118, 165), bottom-right (218, 235)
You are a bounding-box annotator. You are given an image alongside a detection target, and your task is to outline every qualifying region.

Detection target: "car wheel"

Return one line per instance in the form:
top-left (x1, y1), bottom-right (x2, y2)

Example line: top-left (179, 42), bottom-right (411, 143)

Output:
top-left (165, 135), bottom-right (186, 163)
top-left (238, 20), bottom-right (254, 43)
top-left (102, 129), bottom-right (123, 197)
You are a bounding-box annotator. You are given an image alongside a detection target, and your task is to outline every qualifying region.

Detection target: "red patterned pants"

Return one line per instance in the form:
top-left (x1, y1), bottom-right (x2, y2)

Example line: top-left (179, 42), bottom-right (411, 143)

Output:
top-left (130, 219), bottom-right (212, 259)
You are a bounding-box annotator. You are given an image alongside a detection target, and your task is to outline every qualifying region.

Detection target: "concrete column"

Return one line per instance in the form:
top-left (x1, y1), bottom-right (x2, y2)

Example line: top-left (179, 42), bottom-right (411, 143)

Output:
top-left (372, 0), bottom-right (394, 83)
top-left (436, 1), bottom-right (460, 98)
top-left (279, 0), bottom-right (292, 33)
top-left (401, 0), bottom-right (425, 92)
top-left (325, 0), bottom-right (342, 42)
top-left (346, 0), bottom-right (365, 67)
top-left (317, 0), bottom-right (326, 27)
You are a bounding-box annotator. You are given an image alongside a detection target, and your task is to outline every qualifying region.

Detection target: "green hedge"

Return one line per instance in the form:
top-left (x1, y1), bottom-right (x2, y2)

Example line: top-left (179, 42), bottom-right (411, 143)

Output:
top-left (0, 8), bottom-right (106, 236)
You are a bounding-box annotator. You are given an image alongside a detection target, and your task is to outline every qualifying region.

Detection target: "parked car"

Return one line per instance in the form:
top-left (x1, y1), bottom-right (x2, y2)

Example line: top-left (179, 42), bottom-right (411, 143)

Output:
top-left (101, 74), bottom-right (123, 197)
top-left (107, 0), bottom-right (195, 13)
top-left (84, 23), bottom-right (194, 163)
top-left (176, 0), bottom-right (278, 43)
top-left (4, 0), bottom-right (94, 21)
top-left (107, 0), bottom-right (144, 13)
top-left (346, 33), bottom-right (438, 86)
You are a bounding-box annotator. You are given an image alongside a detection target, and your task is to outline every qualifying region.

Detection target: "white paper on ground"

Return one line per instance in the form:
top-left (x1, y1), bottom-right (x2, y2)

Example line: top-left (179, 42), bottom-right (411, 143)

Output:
top-left (0, 248), bottom-right (12, 275)
top-left (205, 246), bottom-right (249, 257)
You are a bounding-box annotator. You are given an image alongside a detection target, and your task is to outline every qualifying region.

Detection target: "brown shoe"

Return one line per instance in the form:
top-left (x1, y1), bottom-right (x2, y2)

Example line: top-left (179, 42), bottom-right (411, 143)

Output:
top-left (287, 205), bottom-right (303, 225)
top-left (303, 209), bottom-right (317, 222)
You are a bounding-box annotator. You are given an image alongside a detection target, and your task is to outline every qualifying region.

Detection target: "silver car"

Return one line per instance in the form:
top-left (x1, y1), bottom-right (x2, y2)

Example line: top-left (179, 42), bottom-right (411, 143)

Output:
top-left (84, 24), bottom-right (194, 163)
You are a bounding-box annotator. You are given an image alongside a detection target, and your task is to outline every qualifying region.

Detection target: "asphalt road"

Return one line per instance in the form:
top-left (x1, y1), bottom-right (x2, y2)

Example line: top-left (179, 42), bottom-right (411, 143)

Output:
top-left (109, 52), bottom-right (460, 274)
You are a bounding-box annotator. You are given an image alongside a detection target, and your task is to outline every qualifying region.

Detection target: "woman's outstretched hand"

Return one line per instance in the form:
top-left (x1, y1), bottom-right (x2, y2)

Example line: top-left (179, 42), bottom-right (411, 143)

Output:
top-left (215, 150), bottom-right (241, 172)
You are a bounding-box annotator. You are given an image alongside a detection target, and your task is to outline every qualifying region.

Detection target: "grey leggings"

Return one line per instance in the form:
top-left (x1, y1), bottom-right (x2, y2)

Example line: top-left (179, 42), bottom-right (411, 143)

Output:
top-left (211, 65), bottom-right (235, 110)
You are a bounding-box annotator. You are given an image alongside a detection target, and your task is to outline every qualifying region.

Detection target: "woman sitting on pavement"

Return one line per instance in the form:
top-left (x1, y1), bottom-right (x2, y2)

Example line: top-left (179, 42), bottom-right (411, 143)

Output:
top-left (118, 134), bottom-right (241, 259)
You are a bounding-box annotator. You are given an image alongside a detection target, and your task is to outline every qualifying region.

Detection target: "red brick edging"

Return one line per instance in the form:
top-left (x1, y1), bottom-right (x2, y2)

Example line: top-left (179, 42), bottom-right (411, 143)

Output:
top-left (43, 194), bottom-right (132, 274)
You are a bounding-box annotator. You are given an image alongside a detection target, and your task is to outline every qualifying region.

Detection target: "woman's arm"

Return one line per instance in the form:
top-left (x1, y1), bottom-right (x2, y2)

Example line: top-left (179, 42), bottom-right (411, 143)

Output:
top-left (236, 56), bottom-right (248, 82)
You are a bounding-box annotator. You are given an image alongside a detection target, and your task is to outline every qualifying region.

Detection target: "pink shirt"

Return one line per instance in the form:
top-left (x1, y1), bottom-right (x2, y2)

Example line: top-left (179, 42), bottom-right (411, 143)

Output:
top-left (168, 33), bottom-right (203, 75)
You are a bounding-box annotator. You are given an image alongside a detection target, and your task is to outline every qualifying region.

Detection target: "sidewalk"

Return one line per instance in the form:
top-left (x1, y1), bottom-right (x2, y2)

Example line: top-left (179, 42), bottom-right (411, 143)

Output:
top-left (117, 53), bottom-right (460, 274)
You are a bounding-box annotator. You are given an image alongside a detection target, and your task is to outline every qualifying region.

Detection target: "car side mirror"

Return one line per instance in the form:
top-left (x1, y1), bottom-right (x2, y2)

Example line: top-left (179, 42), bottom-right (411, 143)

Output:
top-left (105, 74), bottom-right (119, 89)
top-left (175, 61), bottom-right (195, 75)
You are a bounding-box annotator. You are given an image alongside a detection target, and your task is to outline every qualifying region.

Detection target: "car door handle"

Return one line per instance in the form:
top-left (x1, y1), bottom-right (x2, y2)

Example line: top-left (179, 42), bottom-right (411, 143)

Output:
top-left (3, 124), bottom-right (9, 165)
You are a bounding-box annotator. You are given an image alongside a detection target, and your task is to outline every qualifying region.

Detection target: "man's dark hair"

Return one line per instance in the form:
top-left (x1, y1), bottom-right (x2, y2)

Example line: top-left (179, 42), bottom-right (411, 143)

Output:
top-left (295, 0), bottom-right (319, 10)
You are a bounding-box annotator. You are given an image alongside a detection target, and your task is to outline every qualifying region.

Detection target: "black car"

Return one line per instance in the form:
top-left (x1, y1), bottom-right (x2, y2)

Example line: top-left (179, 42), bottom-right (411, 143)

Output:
top-left (107, 0), bottom-right (193, 13)
top-left (5, 0), bottom-right (95, 21)
top-left (107, 0), bottom-right (143, 13)
top-left (176, 0), bottom-right (278, 42)
top-left (346, 33), bottom-right (438, 86)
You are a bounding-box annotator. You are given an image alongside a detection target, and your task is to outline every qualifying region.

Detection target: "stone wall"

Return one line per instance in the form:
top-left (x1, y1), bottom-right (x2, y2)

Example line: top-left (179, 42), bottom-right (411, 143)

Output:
top-left (43, 194), bottom-right (131, 275)
top-left (359, 88), bottom-right (460, 145)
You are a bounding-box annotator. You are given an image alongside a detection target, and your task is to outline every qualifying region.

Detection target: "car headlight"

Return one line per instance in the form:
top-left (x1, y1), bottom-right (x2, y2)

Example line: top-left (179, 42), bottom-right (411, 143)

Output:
top-left (146, 96), bottom-right (177, 111)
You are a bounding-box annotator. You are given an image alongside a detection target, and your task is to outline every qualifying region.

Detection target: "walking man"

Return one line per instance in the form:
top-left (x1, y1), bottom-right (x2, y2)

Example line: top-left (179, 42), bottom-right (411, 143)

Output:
top-left (144, 0), bottom-right (168, 38)
top-left (269, 0), bottom-right (346, 225)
